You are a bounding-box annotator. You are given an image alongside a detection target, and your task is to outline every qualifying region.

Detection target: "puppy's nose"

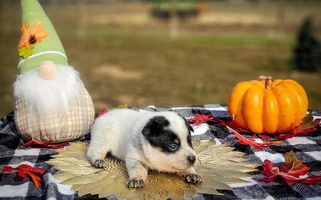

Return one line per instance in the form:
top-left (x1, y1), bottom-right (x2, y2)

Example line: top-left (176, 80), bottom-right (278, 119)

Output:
top-left (187, 156), bottom-right (196, 165)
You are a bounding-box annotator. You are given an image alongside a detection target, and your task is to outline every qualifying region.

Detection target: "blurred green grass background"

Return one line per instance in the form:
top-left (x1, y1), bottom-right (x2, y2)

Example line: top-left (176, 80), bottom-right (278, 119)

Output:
top-left (1, 0), bottom-right (321, 117)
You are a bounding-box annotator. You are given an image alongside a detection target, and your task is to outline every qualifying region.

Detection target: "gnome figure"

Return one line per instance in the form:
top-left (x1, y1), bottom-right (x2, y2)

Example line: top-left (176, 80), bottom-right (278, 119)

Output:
top-left (14, 0), bottom-right (95, 143)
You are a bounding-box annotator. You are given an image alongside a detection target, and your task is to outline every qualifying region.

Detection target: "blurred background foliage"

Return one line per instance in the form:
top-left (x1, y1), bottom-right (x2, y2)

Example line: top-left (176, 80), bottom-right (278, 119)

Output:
top-left (0, 0), bottom-right (321, 117)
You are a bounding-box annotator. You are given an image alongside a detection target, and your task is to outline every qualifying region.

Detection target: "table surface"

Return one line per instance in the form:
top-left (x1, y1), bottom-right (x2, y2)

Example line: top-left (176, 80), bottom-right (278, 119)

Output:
top-left (0, 104), bottom-right (321, 200)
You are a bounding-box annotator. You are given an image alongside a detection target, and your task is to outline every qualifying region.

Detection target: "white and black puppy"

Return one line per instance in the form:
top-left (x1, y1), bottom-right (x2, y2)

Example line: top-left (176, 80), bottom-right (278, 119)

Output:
top-left (87, 109), bottom-right (202, 188)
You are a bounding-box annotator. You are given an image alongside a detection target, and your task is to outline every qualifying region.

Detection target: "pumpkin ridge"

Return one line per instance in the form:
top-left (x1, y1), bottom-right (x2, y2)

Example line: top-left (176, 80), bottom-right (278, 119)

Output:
top-left (262, 89), bottom-right (278, 134)
top-left (275, 84), bottom-right (297, 133)
top-left (286, 83), bottom-right (307, 127)
top-left (243, 85), bottom-right (264, 134)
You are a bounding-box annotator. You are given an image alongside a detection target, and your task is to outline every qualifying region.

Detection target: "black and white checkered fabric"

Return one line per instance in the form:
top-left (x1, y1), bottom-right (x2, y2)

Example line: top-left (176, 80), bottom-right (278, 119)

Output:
top-left (0, 104), bottom-right (321, 200)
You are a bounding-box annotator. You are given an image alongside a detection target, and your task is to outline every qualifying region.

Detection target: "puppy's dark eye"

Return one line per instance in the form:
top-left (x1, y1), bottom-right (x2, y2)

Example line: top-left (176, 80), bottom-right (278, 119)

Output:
top-left (168, 144), bottom-right (179, 152)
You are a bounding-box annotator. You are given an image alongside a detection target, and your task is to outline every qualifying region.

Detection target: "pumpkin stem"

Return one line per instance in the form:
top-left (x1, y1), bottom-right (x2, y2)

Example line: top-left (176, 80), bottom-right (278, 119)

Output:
top-left (259, 76), bottom-right (272, 89)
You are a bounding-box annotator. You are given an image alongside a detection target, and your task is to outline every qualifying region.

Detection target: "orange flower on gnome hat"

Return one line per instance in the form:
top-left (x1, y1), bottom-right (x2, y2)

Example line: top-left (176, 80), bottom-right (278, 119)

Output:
top-left (18, 21), bottom-right (48, 59)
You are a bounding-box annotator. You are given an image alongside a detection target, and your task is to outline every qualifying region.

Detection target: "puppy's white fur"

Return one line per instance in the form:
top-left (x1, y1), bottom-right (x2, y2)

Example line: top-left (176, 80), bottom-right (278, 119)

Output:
top-left (87, 109), bottom-right (202, 188)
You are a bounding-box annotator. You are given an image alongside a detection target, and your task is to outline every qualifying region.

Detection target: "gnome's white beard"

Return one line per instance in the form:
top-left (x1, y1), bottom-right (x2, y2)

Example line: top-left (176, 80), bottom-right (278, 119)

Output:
top-left (14, 65), bottom-right (85, 120)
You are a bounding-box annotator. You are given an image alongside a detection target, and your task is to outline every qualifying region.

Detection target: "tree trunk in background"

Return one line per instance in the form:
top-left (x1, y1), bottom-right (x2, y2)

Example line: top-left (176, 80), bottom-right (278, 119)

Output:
top-left (77, 0), bottom-right (88, 39)
top-left (0, 0), bottom-right (12, 34)
top-left (169, 0), bottom-right (178, 39)
top-left (276, 0), bottom-right (285, 36)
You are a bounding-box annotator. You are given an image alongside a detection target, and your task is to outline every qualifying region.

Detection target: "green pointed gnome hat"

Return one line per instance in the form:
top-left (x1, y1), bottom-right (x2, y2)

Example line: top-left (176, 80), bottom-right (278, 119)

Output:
top-left (17, 0), bottom-right (68, 74)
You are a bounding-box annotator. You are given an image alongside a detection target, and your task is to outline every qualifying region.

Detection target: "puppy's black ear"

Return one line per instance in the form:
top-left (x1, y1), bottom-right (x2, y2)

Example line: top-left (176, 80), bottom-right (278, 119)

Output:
top-left (185, 119), bottom-right (194, 133)
top-left (142, 116), bottom-right (169, 137)
top-left (178, 114), bottom-right (194, 133)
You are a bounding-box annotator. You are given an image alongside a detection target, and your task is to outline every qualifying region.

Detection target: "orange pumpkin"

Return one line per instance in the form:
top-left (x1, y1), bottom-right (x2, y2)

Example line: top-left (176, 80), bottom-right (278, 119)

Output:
top-left (228, 76), bottom-right (308, 134)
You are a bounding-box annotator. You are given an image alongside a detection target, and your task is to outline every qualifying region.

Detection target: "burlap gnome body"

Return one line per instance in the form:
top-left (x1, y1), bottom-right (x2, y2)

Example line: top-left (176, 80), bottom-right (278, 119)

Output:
top-left (14, 0), bottom-right (95, 143)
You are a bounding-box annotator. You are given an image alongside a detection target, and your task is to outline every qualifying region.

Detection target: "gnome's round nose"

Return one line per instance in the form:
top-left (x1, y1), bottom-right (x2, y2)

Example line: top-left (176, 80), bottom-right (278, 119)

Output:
top-left (38, 61), bottom-right (57, 80)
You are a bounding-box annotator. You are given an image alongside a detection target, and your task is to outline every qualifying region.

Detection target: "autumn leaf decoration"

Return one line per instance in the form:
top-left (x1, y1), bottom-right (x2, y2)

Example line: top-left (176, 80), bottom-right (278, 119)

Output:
top-left (18, 21), bottom-right (48, 59)
top-left (189, 113), bottom-right (281, 150)
top-left (95, 108), bottom-right (108, 119)
top-left (2, 164), bottom-right (45, 188)
top-left (259, 151), bottom-right (321, 184)
top-left (21, 140), bottom-right (69, 149)
top-left (189, 112), bottom-right (320, 150)
top-left (231, 130), bottom-right (281, 150)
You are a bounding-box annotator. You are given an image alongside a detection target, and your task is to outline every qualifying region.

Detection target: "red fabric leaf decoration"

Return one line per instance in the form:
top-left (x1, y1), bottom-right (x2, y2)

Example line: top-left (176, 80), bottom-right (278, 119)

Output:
top-left (300, 175), bottom-right (321, 184)
top-left (188, 114), bottom-right (213, 126)
top-left (259, 151), bottom-right (321, 184)
top-left (2, 164), bottom-right (45, 188)
top-left (22, 140), bottom-right (69, 149)
top-left (189, 113), bottom-right (281, 149)
top-left (259, 160), bottom-right (280, 181)
top-left (230, 127), bottom-right (281, 150)
top-left (278, 151), bottom-right (311, 176)
top-left (257, 134), bottom-right (272, 141)
top-left (96, 108), bottom-right (108, 119)
top-left (190, 112), bottom-right (320, 141)
top-left (189, 113), bottom-right (251, 133)
top-left (189, 112), bottom-right (320, 149)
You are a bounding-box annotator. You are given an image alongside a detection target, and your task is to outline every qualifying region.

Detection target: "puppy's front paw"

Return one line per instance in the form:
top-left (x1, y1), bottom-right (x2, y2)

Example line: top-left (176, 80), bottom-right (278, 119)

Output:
top-left (182, 174), bottom-right (202, 184)
top-left (126, 178), bottom-right (145, 188)
top-left (93, 159), bottom-right (107, 168)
